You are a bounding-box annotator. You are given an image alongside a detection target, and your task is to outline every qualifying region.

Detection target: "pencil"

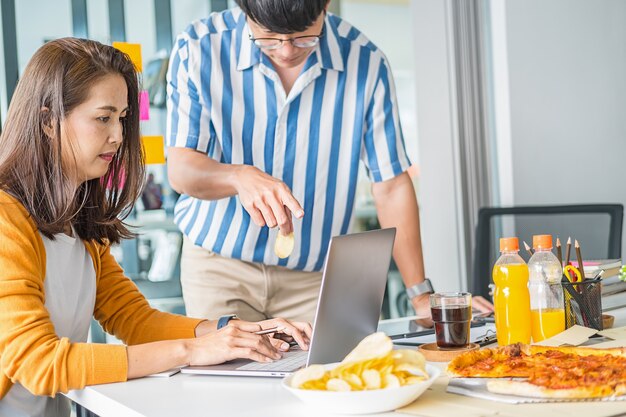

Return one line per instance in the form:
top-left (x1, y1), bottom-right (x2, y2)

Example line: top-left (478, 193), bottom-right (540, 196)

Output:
top-left (556, 237), bottom-right (563, 266)
top-left (565, 237), bottom-right (572, 266)
top-left (575, 239), bottom-right (586, 280)
top-left (523, 241), bottom-right (534, 258)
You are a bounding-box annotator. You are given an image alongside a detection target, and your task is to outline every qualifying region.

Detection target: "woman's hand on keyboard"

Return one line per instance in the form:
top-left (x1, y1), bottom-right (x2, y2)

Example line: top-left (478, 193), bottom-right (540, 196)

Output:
top-left (231, 318), bottom-right (312, 352)
top-left (186, 324), bottom-right (284, 365)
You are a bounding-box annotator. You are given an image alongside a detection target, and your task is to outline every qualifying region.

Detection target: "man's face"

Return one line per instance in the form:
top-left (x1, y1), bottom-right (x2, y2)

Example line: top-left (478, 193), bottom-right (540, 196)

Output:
top-left (248, 12), bottom-right (326, 69)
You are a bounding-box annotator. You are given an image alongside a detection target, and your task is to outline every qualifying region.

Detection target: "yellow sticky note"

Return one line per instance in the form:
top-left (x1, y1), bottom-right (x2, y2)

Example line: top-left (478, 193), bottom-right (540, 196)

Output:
top-left (142, 136), bottom-right (165, 164)
top-left (112, 42), bottom-right (142, 72)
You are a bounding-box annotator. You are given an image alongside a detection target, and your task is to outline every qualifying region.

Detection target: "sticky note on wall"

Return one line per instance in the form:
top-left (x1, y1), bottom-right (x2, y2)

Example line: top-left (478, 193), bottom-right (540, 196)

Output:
top-left (139, 90), bottom-right (150, 121)
top-left (112, 42), bottom-right (143, 72)
top-left (142, 136), bottom-right (165, 164)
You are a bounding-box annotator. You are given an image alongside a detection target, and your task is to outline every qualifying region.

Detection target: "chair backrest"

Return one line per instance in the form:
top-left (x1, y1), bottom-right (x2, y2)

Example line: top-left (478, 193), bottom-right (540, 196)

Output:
top-left (471, 204), bottom-right (624, 299)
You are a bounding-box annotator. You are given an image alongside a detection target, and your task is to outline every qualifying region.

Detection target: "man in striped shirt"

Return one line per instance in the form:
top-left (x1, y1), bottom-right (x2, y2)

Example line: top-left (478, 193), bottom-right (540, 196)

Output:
top-left (167, 0), bottom-right (492, 325)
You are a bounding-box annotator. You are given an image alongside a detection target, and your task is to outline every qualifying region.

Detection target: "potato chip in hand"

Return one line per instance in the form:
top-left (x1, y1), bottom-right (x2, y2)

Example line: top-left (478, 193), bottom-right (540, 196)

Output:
top-left (275, 232), bottom-right (295, 259)
top-left (290, 332), bottom-right (428, 391)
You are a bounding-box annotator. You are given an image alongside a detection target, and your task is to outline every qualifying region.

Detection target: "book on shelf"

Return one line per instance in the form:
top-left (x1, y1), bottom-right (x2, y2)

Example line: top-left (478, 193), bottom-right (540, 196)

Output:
top-left (570, 259), bottom-right (622, 279)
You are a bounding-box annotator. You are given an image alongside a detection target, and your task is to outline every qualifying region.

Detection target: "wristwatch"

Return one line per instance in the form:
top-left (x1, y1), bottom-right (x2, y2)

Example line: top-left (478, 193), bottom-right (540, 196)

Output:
top-left (405, 278), bottom-right (434, 300)
top-left (217, 314), bottom-right (238, 330)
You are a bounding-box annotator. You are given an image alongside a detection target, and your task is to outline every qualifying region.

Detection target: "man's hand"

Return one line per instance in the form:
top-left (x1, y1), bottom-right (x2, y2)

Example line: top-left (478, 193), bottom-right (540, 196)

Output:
top-left (234, 165), bottom-right (304, 235)
top-left (472, 296), bottom-right (494, 313)
top-left (167, 149), bottom-right (302, 236)
top-left (411, 292), bottom-right (494, 328)
top-left (410, 293), bottom-right (434, 328)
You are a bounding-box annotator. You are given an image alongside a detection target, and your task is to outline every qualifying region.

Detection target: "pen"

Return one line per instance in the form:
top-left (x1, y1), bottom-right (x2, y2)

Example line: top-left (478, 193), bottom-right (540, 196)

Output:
top-left (389, 328), bottom-right (435, 340)
top-left (255, 327), bottom-right (284, 335)
top-left (476, 333), bottom-right (498, 347)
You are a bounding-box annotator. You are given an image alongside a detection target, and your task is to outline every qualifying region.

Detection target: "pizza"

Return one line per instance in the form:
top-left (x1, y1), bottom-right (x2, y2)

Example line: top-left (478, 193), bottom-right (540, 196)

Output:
top-left (447, 343), bottom-right (626, 399)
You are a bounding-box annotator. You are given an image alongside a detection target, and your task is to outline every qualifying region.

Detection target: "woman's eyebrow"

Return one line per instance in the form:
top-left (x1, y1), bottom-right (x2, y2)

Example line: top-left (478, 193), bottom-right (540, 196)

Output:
top-left (97, 105), bottom-right (129, 112)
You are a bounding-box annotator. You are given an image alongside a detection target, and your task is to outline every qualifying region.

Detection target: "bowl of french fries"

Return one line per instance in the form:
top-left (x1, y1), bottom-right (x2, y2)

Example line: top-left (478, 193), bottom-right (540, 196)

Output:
top-left (282, 332), bottom-right (440, 414)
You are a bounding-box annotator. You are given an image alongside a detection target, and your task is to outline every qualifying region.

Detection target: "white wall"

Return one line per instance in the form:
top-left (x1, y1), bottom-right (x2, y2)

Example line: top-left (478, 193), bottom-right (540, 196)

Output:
top-left (341, 0), bottom-right (418, 164)
top-left (502, 0), bottom-right (626, 259)
top-left (14, 0), bottom-right (72, 74)
top-left (411, 0), bottom-right (465, 292)
top-left (124, 0), bottom-right (157, 59)
top-left (171, 0), bottom-right (211, 39)
top-left (86, 0), bottom-right (109, 44)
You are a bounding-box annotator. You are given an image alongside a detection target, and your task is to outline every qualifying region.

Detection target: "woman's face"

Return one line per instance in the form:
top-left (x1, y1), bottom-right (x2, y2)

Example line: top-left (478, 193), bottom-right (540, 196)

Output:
top-left (60, 73), bottom-right (128, 183)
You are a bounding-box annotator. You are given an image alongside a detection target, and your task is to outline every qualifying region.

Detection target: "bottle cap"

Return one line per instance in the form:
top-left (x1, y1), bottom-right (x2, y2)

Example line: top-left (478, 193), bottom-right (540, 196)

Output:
top-left (499, 237), bottom-right (519, 252)
top-left (533, 234), bottom-right (553, 250)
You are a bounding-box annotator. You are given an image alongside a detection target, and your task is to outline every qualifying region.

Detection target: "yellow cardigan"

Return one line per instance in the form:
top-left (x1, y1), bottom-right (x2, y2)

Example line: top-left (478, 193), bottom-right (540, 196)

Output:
top-left (0, 191), bottom-right (203, 398)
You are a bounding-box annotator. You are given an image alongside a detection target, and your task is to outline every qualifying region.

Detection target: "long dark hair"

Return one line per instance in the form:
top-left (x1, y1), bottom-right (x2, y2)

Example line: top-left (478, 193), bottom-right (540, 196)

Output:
top-left (0, 37), bottom-right (145, 244)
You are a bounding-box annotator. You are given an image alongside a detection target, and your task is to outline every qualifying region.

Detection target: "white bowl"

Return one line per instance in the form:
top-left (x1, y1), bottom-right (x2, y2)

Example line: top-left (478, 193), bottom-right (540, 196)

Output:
top-left (282, 363), bottom-right (440, 415)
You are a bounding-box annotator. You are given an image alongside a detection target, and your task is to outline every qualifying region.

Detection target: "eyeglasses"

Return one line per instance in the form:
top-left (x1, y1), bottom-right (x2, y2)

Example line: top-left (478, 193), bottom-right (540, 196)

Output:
top-left (249, 29), bottom-right (324, 50)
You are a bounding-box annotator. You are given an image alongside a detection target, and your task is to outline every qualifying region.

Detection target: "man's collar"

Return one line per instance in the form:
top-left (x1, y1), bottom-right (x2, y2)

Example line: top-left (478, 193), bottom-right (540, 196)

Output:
top-left (236, 12), bottom-right (344, 72)
top-left (314, 13), bottom-right (345, 72)
top-left (236, 15), bottom-right (261, 71)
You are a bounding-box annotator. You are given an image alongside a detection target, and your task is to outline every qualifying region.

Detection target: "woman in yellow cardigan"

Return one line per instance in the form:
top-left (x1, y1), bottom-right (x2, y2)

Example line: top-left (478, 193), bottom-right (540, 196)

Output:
top-left (0, 38), bottom-right (311, 416)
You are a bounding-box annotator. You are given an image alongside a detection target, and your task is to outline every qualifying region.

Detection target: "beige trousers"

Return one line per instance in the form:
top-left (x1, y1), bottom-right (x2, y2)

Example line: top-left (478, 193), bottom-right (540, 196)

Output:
top-left (180, 237), bottom-right (323, 323)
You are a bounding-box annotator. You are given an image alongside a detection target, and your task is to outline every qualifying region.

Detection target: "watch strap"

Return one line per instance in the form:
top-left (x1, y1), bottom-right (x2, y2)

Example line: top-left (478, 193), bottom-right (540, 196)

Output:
top-left (405, 278), bottom-right (434, 299)
top-left (217, 314), bottom-right (237, 330)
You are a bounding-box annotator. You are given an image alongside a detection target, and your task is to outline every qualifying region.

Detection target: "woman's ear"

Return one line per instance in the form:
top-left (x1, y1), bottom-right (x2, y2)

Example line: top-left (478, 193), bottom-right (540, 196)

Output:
top-left (41, 107), bottom-right (56, 139)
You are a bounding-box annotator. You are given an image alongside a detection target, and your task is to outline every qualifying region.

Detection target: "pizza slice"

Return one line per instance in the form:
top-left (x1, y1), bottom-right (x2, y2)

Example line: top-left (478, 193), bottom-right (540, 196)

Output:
top-left (447, 343), bottom-right (626, 399)
top-left (447, 343), bottom-right (531, 378)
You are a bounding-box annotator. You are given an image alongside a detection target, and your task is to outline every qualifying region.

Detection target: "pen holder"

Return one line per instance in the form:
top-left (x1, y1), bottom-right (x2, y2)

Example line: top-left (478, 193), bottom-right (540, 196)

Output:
top-left (562, 277), bottom-right (602, 330)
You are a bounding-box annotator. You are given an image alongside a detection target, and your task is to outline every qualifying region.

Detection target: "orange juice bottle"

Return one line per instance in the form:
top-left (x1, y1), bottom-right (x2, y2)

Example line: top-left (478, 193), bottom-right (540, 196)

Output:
top-left (530, 309), bottom-right (565, 341)
top-left (492, 237), bottom-right (531, 345)
top-left (528, 234), bottom-right (565, 342)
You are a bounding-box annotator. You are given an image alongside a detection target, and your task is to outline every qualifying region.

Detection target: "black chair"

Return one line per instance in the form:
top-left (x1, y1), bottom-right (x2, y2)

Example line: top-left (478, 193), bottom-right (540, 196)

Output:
top-left (75, 404), bottom-right (99, 417)
top-left (471, 204), bottom-right (624, 300)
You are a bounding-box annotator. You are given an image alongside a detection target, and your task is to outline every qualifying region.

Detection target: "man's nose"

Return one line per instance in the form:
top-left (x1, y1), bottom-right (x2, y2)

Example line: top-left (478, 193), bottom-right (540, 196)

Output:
top-left (278, 41), bottom-right (298, 56)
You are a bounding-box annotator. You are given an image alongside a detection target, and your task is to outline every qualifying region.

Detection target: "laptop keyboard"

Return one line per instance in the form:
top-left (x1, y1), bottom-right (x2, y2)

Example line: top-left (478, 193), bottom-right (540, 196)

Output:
top-left (237, 350), bottom-right (307, 372)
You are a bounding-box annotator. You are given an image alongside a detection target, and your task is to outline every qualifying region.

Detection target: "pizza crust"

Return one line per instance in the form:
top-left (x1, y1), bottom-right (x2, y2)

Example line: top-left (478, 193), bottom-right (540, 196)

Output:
top-left (523, 344), bottom-right (626, 358)
top-left (487, 380), bottom-right (626, 399)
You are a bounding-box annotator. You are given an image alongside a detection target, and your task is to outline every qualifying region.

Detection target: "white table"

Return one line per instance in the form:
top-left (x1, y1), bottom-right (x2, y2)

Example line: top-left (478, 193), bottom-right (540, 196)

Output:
top-left (66, 361), bottom-right (401, 417)
top-left (66, 308), bottom-right (626, 417)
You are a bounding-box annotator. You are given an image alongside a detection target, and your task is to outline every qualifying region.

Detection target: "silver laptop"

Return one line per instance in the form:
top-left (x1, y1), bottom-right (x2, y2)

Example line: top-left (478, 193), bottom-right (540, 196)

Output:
top-left (181, 228), bottom-right (396, 378)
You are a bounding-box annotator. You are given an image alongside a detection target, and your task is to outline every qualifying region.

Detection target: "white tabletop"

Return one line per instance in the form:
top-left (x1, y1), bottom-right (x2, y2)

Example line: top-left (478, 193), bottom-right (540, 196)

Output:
top-left (66, 308), bottom-right (626, 417)
top-left (66, 367), bottom-right (405, 417)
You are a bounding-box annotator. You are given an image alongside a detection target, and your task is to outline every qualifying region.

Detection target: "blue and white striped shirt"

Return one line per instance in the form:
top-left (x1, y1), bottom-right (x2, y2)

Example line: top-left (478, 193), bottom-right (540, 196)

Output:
top-left (166, 7), bottom-right (410, 272)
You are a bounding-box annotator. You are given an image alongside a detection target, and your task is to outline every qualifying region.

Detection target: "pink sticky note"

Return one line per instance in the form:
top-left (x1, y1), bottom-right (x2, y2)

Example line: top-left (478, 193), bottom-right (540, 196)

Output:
top-left (139, 90), bottom-right (150, 121)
